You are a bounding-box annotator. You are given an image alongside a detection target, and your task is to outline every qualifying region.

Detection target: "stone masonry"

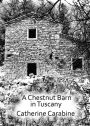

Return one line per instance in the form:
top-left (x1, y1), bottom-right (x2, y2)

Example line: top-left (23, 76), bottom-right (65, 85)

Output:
top-left (4, 15), bottom-right (88, 81)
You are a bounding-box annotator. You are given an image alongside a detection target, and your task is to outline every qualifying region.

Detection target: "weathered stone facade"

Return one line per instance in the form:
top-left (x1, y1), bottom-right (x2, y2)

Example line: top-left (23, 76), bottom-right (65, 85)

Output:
top-left (4, 16), bottom-right (88, 80)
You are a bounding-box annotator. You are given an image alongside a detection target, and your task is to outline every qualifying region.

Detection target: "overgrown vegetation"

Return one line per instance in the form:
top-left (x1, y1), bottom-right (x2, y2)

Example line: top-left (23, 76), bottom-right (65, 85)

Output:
top-left (68, 0), bottom-right (90, 59)
top-left (1, 0), bottom-right (70, 32)
top-left (0, 74), bottom-right (90, 125)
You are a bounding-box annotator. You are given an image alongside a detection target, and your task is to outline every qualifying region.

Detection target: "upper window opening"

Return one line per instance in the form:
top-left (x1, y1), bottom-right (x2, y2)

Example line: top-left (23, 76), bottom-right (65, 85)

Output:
top-left (28, 29), bottom-right (36, 39)
top-left (72, 58), bottom-right (83, 70)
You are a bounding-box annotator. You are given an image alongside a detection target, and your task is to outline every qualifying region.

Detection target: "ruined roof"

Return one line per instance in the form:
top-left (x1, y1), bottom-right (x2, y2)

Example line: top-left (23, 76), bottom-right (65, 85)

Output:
top-left (4, 12), bottom-right (61, 27)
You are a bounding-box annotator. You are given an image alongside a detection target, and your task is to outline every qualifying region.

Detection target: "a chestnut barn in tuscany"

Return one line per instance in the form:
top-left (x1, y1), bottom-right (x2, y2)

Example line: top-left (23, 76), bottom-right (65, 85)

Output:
top-left (4, 14), bottom-right (88, 81)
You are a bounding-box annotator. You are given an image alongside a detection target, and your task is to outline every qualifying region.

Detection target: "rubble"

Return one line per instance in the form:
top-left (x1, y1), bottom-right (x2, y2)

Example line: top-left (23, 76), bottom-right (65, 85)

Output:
top-left (0, 74), bottom-right (90, 126)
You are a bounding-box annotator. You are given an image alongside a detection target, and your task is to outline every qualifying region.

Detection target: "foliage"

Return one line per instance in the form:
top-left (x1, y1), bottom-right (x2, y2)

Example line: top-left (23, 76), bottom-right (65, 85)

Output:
top-left (0, 74), bottom-right (90, 125)
top-left (1, 0), bottom-right (70, 32)
top-left (68, 0), bottom-right (90, 59)
top-left (58, 3), bottom-right (70, 34)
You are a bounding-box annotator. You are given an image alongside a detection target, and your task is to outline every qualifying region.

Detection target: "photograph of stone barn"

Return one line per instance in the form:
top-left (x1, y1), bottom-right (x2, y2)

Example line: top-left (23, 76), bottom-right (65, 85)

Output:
top-left (4, 14), bottom-right (88, 81)
top-left (0, 0), bottom-right (90, 125)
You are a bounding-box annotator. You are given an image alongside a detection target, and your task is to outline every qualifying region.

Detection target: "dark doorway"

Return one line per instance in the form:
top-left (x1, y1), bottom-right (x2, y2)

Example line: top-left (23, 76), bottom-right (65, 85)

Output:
top-left (27, 63), bottom-right (37, 76)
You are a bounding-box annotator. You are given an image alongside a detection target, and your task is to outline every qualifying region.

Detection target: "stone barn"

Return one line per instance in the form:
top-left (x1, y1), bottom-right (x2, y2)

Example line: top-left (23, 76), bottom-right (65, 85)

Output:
top-left (4, 14), bottom-right (88, 81)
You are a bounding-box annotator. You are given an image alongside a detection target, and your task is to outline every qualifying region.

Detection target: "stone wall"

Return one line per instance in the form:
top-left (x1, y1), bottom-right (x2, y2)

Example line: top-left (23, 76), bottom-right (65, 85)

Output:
top-left (4, 17), bottom-right (87, 80)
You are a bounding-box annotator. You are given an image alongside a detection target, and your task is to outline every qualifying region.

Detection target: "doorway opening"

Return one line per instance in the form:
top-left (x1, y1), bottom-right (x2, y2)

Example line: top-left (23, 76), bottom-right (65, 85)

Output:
top-left (27, 63), bottom-right (37, 76)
